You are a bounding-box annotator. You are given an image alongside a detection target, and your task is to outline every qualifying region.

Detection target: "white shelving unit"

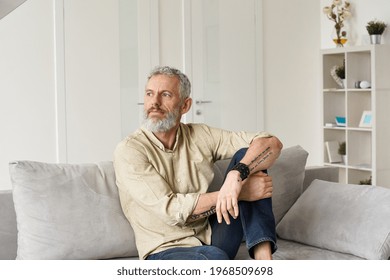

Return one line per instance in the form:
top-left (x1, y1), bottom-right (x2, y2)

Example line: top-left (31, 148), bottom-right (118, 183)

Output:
top-left (321, 45), bottom-right (390, 186)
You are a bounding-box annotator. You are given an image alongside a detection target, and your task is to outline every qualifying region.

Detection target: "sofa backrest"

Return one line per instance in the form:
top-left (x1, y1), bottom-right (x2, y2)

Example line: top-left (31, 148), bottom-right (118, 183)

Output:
top-left (4, 145), bottom-right (313, 259)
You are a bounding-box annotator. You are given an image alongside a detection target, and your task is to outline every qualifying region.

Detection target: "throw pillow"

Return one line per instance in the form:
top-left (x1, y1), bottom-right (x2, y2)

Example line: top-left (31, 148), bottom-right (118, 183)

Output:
top-left (268, 145), bottom-right (309, 224)
top-left (9, 161), bottom-right (137, 260)
top-left (276, 179), bottom-right (390, 260)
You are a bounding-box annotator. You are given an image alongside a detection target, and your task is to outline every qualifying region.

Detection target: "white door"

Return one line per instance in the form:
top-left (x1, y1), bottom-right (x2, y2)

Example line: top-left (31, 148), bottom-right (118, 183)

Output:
top-left (184, 0), bottom-right (264, 132)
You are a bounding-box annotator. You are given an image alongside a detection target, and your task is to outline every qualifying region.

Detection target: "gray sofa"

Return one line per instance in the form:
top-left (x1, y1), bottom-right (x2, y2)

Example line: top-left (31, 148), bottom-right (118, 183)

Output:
top-left (1, 145), bottom-right (390, 260)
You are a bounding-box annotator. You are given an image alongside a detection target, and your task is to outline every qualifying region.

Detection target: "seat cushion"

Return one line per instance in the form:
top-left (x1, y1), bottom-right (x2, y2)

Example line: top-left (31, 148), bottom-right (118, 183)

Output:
top-left (9, 161), bottom-right (137, 260)
top-left (273, 239), bottom-right (363, 260)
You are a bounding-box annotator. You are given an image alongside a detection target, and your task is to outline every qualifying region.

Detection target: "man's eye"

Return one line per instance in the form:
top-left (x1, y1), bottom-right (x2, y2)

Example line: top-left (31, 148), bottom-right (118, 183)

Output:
top-left (162, 92), bottom-right (172, 97)
top-left (146, 92), bottom-right (153, 96)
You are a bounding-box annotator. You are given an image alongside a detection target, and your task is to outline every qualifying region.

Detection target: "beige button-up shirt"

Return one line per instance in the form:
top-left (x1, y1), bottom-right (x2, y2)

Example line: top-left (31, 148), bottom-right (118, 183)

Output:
top-left (113, 123), bottom-right (270, 259)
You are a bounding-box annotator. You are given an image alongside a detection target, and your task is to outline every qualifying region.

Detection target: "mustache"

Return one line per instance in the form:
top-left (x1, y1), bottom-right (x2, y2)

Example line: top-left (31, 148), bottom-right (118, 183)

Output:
top-left (146, 107), bottom-right (165, 114)
top-left (146, 104), bottom-right (166, 114)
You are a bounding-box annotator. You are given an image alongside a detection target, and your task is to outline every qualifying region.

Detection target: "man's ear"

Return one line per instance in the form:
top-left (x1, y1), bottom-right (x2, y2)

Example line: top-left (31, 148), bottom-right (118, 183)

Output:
top-left (181, 98), bottom-right (192, 114)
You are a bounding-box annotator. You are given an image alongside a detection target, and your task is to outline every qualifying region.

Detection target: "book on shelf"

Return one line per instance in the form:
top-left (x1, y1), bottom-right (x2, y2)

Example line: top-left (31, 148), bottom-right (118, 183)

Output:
top-left (325, 141), bottom-right (342, 163)
top-left (325, 123), bottom-right (336, 127)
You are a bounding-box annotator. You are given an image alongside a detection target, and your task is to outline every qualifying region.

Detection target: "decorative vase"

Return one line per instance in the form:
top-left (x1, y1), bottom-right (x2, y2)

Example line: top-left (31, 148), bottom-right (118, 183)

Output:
top-left (330, 66), bottom-right (345, 88)
top-left (332, 27), bottom-right (348, 47)
top-left (370, 34), bottom-right (382, 44)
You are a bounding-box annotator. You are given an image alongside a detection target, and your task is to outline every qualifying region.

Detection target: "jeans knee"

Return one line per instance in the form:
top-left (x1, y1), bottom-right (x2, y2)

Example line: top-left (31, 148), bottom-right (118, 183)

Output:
top-left (232, 148), bottom-right (248, 163)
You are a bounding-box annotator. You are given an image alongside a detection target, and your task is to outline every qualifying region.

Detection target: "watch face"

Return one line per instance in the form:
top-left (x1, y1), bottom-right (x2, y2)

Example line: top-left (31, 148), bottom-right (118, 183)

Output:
top-left (232, 163), bottom-right (250, 180)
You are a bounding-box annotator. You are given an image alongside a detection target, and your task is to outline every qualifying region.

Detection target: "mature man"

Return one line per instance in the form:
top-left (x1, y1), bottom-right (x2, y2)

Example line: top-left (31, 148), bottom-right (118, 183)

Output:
top-left (114, 66), bottom-right (283, 260)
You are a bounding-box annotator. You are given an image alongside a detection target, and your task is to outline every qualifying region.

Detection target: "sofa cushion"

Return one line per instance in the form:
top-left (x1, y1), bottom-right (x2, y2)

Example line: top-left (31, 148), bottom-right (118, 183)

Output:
top-left (276, 179), bottom-right (390, 260)
top-left (273, 239), bottom-right (363, 260)
top-left (268, 145), bottom-right (308, 224)
top-left (9, 161), bottom-right (137, 260)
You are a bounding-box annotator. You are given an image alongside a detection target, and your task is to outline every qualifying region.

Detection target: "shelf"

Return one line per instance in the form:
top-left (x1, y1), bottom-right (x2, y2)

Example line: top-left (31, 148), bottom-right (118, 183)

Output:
top-left (323, 126), bottom-right (372, 132)
top-left (323, 88), bottom-right (372, 92)
top-left (346, 127), bottom-right (372, 132)
top-left (349, 164), bottom-right (372, 171)
top-left (323, 88), bottom-right (345, 93)
top-left (347, 88), bottom-right (372, 92)
top-left (324, 163), bottom-right (372, 172)
top-left (321, 45), bottom-right (390, 186)
top-left (323, 126), bottom-right (346, 130)
top-left (324, 163), bottom-right (346, 168)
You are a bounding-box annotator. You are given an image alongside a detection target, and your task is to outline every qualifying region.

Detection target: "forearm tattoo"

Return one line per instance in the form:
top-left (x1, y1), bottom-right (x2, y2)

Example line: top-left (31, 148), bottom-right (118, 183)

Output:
top-left (189, 206), bottom-right (216, 221)
top-left (248, 146), bottom-right (273, 172)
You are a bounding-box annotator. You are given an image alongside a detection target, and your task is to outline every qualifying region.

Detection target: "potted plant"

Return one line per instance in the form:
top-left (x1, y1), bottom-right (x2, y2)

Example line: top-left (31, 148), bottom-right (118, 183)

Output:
top-left (330, 60), bottom-right (346, 88)
top-left (338, 141), bottom-right (346, 164)
top-left (335, 64), bottom-right (345, 79)
top-left (366, 20), bottom-right (387, 44)
top-left (359, 176), bottom-right (372, 185)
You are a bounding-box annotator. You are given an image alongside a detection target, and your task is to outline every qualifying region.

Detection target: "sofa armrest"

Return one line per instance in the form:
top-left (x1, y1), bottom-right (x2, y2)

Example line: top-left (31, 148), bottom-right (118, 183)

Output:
top-left (0, 190), bottom-right (17, 260)
top-left (303, 166), bottom-right (338, 192)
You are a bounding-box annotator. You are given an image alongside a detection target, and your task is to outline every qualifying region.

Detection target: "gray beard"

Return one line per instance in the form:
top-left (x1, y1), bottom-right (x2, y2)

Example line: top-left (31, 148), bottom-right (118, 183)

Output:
top-left (143, 109), bottom-right (179, 133)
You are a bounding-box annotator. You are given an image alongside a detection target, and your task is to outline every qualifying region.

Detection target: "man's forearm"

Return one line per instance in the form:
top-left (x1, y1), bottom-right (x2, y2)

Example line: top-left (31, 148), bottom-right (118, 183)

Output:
top-left (187, 192), bottom-right (218, 222)
top-left (189, 136), bottom-right (282, 223)
top-left (239, 136), bottom-right (282, 175)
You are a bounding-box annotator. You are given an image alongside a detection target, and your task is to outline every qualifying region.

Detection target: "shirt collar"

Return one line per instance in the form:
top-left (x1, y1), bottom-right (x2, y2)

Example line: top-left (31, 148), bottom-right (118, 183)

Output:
top-left (141, 123), bottom-right (182, 152)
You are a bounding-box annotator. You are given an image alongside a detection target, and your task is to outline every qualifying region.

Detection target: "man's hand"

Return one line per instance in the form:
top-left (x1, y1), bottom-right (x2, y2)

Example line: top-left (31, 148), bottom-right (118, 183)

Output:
top-left (239, 171), bottom-right (273, 201)
top-left (215, 170), bottom-right (243, 224)
top-left (216, 171), bottom-right (273, 224)
top-left (215, 136), bottom-right (281, 225)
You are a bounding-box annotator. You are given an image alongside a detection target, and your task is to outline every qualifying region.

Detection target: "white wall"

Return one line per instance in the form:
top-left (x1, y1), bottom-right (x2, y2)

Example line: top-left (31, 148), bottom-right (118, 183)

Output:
top-left (119, 0), bottom-right (140, 137)
top-left (321, 0), bottom-right (390, 48)
top-left (63, 0), bottom-right (122, 163)
top-left (263, 0), bottom-right (322, 165)
top-left (159, 0), bottom-right (183, 68)
top-left (0, 0), bottom-right (123, 190)
top-left (0, 0), bottom-right (57, 190)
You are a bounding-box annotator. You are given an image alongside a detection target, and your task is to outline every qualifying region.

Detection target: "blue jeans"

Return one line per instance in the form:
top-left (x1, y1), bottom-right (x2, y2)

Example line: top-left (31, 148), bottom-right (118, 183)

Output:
top-left (147, 148), bottom-right (277, 260)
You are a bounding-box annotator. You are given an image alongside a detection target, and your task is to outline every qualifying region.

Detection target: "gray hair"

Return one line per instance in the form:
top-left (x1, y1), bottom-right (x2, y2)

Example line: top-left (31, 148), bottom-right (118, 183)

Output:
top-left (147, 66), bottom-right (191, 101)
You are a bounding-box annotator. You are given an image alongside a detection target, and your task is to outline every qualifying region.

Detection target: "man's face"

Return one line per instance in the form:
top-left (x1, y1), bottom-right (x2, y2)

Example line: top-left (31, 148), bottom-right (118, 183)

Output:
top-left (143, 74), bottom-right (183, 132)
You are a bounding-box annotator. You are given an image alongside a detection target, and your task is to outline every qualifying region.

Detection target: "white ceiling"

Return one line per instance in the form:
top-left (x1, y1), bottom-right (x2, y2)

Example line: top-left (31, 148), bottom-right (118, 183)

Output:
top-left (0, 0), bottom-right (27, 20)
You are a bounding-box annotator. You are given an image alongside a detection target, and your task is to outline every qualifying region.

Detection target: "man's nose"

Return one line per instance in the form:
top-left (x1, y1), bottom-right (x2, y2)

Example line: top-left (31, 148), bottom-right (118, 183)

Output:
top-left (151, 93), bottom-right (161, 107)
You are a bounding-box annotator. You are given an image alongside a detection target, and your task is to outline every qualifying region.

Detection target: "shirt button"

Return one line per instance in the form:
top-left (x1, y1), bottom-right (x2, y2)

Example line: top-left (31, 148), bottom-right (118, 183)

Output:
top-left (176, 178), bottom-right (181, 182)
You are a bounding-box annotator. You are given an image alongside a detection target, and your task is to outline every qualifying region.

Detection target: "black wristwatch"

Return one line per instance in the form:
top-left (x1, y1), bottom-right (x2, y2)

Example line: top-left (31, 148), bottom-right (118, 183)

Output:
top-left (231, 162), bottom-right (250, 181)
